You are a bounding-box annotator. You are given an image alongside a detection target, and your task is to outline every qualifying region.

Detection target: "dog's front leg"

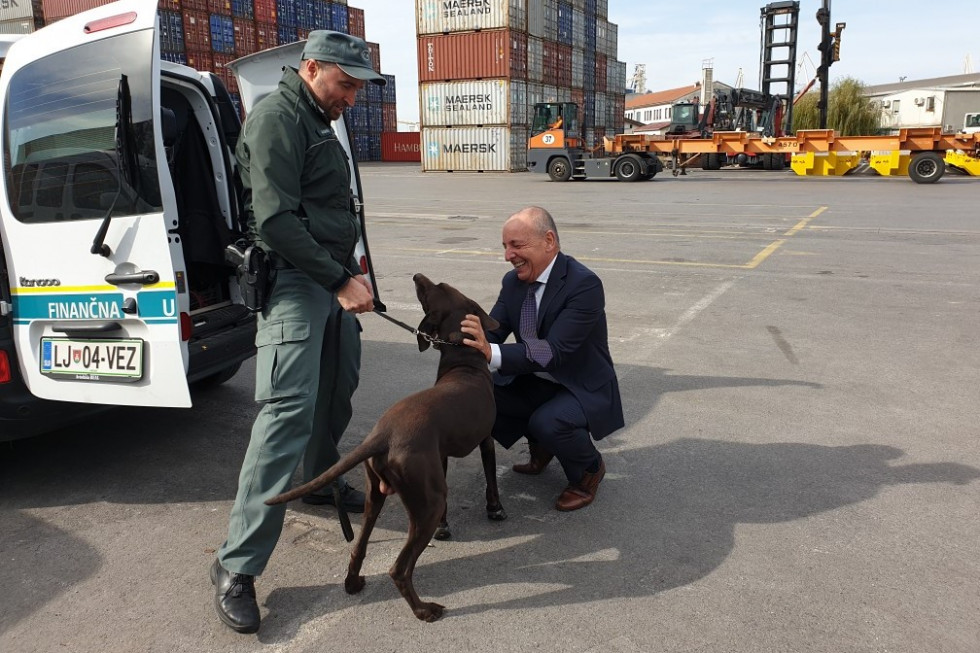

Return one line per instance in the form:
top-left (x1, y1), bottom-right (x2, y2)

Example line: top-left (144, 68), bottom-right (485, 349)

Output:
top-left (480, 437), bottom-right (507, 521)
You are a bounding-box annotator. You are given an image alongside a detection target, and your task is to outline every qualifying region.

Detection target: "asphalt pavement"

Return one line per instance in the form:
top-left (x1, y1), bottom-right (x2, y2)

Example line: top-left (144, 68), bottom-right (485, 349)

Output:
top-left (1, 163), bottom-right (978, 653)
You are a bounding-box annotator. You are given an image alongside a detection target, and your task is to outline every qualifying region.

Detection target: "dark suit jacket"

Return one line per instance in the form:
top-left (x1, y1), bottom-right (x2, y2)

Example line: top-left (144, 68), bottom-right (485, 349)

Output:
top-left (487, 252), bottom-right (624, 441)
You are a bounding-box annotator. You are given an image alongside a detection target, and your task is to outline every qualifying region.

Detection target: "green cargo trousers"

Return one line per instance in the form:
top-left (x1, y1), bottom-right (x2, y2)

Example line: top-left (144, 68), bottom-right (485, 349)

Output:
top-left (218, 269), bottom-right (361, 576)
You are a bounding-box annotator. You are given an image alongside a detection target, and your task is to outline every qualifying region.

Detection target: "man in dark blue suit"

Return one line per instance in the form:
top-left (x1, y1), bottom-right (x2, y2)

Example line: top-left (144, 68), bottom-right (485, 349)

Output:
top-left (461, 206), bottom-right (624, 511)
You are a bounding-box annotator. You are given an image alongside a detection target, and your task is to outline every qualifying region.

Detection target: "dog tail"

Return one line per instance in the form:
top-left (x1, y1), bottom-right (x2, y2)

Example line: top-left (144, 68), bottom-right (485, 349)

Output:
top-left (265, 437), bottom-right (387, 506)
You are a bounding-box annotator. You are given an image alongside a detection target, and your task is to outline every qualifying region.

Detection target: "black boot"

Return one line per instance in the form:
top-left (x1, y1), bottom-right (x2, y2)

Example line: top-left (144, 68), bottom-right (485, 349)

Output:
top-left (210, 559), bottom-right (260, 634)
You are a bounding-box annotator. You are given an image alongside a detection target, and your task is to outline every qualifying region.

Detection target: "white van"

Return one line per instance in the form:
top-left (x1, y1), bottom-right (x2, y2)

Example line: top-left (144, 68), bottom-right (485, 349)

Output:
top-left (0, 0), bottom-right (383, 439)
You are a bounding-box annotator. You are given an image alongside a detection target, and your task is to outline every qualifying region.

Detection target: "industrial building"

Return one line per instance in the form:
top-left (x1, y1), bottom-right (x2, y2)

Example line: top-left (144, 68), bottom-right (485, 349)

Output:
top-left (864, 73), bottom-right (980, 134)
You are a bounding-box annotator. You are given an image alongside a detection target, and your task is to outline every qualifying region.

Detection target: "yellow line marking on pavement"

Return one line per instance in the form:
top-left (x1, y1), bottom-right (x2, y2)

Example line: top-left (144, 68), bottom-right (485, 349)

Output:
top-left (743, 206), bottom-right (827, 269)
top-left (381, 207), bottom-right (827, 271)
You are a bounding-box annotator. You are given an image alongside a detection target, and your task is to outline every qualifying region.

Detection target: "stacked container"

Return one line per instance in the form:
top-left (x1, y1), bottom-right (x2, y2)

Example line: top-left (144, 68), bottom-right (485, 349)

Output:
top-left (415, 0), bottom-right (625, 172)
top-left (11, 0), bottom-right (398, 162)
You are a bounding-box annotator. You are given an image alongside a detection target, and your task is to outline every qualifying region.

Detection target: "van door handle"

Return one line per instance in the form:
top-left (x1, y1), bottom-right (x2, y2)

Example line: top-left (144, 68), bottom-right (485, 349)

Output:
top-left (53, 322), bottom-right (122, 334)
top-left (105, 270), bottom-right (160, 285)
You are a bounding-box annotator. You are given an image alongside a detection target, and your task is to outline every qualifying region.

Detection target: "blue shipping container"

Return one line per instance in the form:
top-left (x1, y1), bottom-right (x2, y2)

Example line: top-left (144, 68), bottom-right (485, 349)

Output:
top-left (276, 0), bottom-right (297, 28)
top-left (296, 1), bottom-right (314, 29)
top-left (210, 14), bottom-right (235, 54)
top-left (313, 0), bottom-right (330, 29)
top-left (330, 3), bottom-right (349, 33)
top-left (278, 24), bottom-right (299, 44)
top-left (232, 0), bottom-right (253, 19)
top-left (381, 74), bottom-right (396, 103)
top-left (557, 2), bottom-right (573, 45)
top-left (159, 10), bottom-right (184, 53)
top-left (367, 82), bottom-right (383, 104)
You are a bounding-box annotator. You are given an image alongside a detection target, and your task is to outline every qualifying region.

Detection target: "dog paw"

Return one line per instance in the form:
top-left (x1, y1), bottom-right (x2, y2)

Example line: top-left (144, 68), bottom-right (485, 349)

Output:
top-left (416, 602), bottom-right (445, 622)
top-left (486, 506), bottom-right (507, 521)
top-left (433, 524), bottom-right (452, 540)
top-left (344, 575), bottom-right (365, 594)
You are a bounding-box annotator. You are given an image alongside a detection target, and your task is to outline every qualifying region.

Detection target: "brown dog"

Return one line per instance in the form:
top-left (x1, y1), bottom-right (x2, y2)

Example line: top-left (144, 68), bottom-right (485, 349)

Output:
top-left (266, 274), bottom-right (506, 622)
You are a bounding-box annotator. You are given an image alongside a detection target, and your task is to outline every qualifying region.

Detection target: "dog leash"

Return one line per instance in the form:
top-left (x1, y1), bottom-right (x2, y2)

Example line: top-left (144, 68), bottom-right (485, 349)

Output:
top-left (372, 308), bottom-right (460, 347)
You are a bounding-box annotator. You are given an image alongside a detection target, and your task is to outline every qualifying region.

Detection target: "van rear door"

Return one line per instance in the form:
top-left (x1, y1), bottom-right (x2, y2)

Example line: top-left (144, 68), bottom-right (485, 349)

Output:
top-left (0, 0), bottom-right (192, 407)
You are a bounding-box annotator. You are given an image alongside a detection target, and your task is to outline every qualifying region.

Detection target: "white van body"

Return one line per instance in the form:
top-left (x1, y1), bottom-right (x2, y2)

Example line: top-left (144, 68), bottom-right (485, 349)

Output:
top-left (0, 0), bottom-right (382, 438)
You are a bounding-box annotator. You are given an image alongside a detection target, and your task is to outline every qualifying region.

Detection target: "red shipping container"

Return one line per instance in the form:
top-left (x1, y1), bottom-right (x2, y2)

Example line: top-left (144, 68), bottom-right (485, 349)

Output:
top-left (253, 0), bottom-right (276, 24)
top-left (542, 39), bottom-right (558, 83)
top-left (348, 6), bottom-right (364, 39)
top-left (233, 18), bottom-right (257, 56)
top-left (182, 10), bottom-right (211, 50)
top-left (212, 52), bottom-right (237, 93)
top-left (158, 0), bottom-right (180, 12)
top-left (555, 43), bottom-right (572, 88)
top-left (182, 0), bottom-right (209, 11)
top-left (41, 0), bottom-right (114, 21)
top-left (417, 30), bottom-right (528, 82)
top-left (185, 48), bottom-right (213, 72)
top-left (381, 132), bottom-right (421, 163)
top-left (255, 21), bottom-right (278, 51)
top-left (596, 53), bottom-right (607, 91)
top-left (208, 0), bottom-right (231, 15)
top-left (381, 102), bottom-right (397, 132)
top-left (365, 41), bottom-right (380, 73)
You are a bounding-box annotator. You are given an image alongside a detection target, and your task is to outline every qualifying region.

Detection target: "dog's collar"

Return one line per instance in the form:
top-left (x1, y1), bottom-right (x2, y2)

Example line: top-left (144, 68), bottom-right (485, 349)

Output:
top-left (373, 309), bottom-right (460, 348)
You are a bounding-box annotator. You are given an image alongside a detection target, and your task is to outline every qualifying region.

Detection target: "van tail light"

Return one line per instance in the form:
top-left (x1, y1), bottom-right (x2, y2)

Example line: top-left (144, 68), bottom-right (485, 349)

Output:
top-left (0, 349), bottom-right (11, 384)
top-left (180, 312), bottom-right (192, 341)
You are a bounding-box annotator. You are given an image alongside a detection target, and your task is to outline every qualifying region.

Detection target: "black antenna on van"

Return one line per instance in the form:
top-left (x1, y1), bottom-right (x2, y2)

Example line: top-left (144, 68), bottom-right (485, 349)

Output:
top-left (92, 75), bottom-right (134, 257)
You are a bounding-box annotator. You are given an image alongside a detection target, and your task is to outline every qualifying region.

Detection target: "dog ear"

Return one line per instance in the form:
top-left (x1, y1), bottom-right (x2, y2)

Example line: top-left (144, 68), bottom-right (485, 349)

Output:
top-left (416, 314), bottom-right (437, 352)
top-left (470, 302), bottom-right (500, 333)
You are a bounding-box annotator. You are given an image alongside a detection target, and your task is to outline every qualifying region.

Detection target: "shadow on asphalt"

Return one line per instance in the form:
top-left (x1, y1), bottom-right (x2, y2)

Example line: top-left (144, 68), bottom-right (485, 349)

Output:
top-left (2, 341), bottom-right (978, 635)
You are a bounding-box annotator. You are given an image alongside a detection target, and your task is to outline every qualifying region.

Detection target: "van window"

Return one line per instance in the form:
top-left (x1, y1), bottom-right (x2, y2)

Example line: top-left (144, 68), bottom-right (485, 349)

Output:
top-left (3, 30), bottom-right (162, 223)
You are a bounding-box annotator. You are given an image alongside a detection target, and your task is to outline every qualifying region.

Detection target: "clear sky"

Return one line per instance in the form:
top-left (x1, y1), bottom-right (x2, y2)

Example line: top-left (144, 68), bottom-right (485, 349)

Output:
top-left (353, 0), bottom-right (979, 127)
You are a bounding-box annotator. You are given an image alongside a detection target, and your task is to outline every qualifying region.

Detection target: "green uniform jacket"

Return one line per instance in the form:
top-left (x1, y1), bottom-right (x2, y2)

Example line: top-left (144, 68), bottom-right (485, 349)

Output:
top-left (236, 66), bottom-right (361, 291)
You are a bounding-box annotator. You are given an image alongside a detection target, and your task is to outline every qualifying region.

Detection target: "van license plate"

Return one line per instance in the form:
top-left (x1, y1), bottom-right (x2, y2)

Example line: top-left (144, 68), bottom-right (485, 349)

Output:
top-left (40, 338), bottom-right (144, 382)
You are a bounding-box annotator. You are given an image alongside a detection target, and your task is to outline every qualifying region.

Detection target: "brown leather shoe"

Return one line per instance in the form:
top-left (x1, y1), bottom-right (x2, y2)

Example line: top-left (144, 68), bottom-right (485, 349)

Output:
top-left (512, 443), bottom-right (554, 475)
top-left (555, 459), bottom-right (606, 512)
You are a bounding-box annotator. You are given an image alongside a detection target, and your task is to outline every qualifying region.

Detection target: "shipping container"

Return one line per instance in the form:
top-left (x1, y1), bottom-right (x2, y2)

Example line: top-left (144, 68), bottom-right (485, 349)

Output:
top-left (159, 0), bottom-right (180, 12)
top-left (1, 0), bottom-right (36, 21)
top-left (366, 80), bottom-right (383, 104)
top-left (347, 4), bottom-right (364, 38)
top-left (421, 126), bottom-right (528, 172)
top-left (418, 29), bottom-right (526, 83)
top-left (210, 14), bottom-right (235, 54)
top-left (597, 0), bottom-right (608, 18)
top-left (232, 0), bottom-right (254, 19)
top-left (415, 0), bottom-right (527, 36)
top-left (381, 74), bottom-right (397, 103)
top-left (571, 8), bottom-right (585, 46)
top-left (254, 0), bottom-right (276, 23)
top-left (254, 20), bottom-right (276, 50)
top-left (183, 10), bottom-right (211, 50)
top-left (381, 102), bottom-right (397, 131)
top-left (277, 23), bottom-right (297, 44)
top-left (41, 0), bottom-right (114, 21)
top-left (556, 1), bottom-right (571, 45)
top-left (159, 9), bottom-right (184, 53)
top-left (420, 79), bottom-right (528, 127)
top-left (276, 0), bottom-right (295, 27)
top-left (183, 0), bottom-right (209, 12)
top-left (527, 82), bottom-right (560, 107)
top-left (208, 0), bottom-right (232, 16)
top-left (555, 42), bottom-right (571, 88)
top-left (212, 51), bottom-right (238, 93)
top-left (571, 47), bottom-right (583, 89)
top-left (527, 0), bottom-right (557, 40)
top-left (330, 2), bottom-right (347, 33)
top-left (233, 17), bottom-right (257, 56)
top-left (381, 132), bottom-right (421, 163)
top-left (365, 40), bottom-right (381, 72)
top-left (0, 18), bottom-right (36, 33)
top-left (185, 47), bottom-right (213, 71)
top-left (527, 36), bottom-right (543, 82)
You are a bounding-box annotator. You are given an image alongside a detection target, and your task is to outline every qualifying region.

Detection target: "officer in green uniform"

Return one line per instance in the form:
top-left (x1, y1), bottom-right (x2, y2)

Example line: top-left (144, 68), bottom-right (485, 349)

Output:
top-left (210, 31), bottom-right (385, 635)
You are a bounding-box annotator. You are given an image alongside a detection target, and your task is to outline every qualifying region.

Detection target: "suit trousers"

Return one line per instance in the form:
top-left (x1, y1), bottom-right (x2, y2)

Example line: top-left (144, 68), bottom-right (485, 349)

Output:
top-left (492, 374), bottom-right (599, 485)
top-left (218, 269), bottom-right (361, 576)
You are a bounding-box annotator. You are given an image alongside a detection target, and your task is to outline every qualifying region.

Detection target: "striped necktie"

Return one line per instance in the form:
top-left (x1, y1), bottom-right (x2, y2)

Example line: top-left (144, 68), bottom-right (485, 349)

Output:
top-left (519, 282), bottom-right (553, 366)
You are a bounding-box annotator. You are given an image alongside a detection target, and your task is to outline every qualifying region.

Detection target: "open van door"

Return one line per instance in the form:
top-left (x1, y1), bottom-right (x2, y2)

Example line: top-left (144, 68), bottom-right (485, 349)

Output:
top-left (0, 0), bottom-right (192, 407)
top-left (227, 42), bottom-right (386, 310)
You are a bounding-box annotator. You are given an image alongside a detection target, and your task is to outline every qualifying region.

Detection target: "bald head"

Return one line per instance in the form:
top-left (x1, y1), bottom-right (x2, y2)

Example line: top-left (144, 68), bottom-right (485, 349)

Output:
top-left (504, 206), bottom-right (560, 247)
top-left (501, 206), bottom-right (560, 283)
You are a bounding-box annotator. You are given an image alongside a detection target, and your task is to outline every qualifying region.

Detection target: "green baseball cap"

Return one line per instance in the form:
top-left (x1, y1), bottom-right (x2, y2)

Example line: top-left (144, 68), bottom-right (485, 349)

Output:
top-left (301, 30), bottom-right (386, 86)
